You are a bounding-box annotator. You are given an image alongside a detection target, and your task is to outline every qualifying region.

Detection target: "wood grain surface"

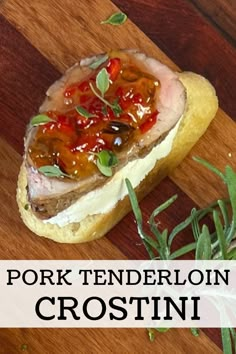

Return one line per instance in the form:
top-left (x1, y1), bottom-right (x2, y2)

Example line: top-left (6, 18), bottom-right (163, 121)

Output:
top-left (191, 0), bottom-right (236, 44)
top-left (0, 0), bottom-right (235, 353)
top-left (113, 0), bottom-right (236, 119)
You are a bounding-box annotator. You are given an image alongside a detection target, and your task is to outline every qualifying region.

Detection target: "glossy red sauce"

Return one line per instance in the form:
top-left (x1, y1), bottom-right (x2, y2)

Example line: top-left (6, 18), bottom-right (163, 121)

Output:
top-left (28, 54), bottom-right (159, 178)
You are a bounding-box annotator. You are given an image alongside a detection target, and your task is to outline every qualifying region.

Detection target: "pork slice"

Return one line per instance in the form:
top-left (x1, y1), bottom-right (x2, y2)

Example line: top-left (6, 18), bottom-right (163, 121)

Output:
top-left (26, 50), bottom-right (186, 219)
top-left (26, 167), bottom-right (105, 218)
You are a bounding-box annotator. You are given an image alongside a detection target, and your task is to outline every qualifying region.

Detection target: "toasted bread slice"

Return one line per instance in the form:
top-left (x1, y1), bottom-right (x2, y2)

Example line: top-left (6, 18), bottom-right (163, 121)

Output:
top-left (17, 72), bottom-right (218, 243)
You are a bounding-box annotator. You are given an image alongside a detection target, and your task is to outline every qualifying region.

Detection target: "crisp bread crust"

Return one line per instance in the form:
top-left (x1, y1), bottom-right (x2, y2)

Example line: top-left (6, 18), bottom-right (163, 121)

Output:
top-left (16, 72), bottom-right (218, 243)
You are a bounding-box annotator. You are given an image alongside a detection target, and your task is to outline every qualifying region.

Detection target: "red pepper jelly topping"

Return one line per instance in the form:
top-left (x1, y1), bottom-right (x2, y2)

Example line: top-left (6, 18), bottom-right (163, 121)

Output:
top-left (28, 52), bottom-right (160, 179)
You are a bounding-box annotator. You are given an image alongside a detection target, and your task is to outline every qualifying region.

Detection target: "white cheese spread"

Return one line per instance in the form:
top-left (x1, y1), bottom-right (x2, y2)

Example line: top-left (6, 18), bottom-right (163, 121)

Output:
top-left (45, 117), bottom-right (181, 227)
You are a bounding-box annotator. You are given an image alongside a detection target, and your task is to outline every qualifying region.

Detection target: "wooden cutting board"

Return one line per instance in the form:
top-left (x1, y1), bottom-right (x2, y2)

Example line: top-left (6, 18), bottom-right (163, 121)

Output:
top-left (0, 0), bottom-right (235, 352)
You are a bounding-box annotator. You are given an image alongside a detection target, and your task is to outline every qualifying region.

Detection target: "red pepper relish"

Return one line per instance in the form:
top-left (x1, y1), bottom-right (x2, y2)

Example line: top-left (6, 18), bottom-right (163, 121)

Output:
top-left (28, 51), bottom-right (159, 178)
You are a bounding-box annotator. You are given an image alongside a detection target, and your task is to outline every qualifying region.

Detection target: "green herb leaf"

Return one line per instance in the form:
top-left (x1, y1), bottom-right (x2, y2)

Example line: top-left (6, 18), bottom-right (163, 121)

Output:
top-left (149, 194), bottom-right (177, 234)
top-left (102, 105), bottom-right (108, 116)
top-left (30, 114), bottom-right (54, 126)
top-left (221, 328), bottom-right (233, 354)
top-left (89, 83), bottom-right (123, 116)
top-left (24, 204), bottom-right (29, 211)
top-left (101, 12), bottom-right (127, 26)
top-left (196, 225), bottom-right (212, 260)
top-left (21, 344), bottom-right (28, 351)
top-left (218, 199), bottom-right (230, 230)
top-left (89, 54), bottom-right (109, 70)
top-left (90, 82), bottom-right (109, 105)
top-left (225, 166), bottom-right (236, 243)
top-left (96, 150), bottom-right (118, 167)
top-left (170, 242), bottom-right (197, 260)
top-left (227, 247), bottom-right (236, 260)
top-left (126, 157), bottom-right (236, 352)
top-left (149, 194), bottom-right (177, 256)
top-left (154, 328), bottom-right (170, 333)
top-left (230, 328), bottom-right (236, 353)
top-left (168, 212), bottom-right (196, 247)
top-left (191, 208), bottom-right (201, 241)
top-left (125, 178), bottom-right (155, 259)
top-left (75, 106), bottom-right (96, 119)
top-left (193, 156), bottom-right (226, 182)
top-left (191, 328), bottom-right (200, 337)
top-left (142, 235), bottom-right (159, 249)
top-left (213, 210), bottom-right (228, 259)
top-left (147, 328), bottom-right (155, 342)
top-left (96, 68), bottom-right (110, 97)
top-left (96, 150), bottom-right (118, 177)
top-left (125, 179), bottom-right (143, 229)
top-left (111, 99), bottom-right (123, 117)
top-left (96, 161), bottom-right (112, 177)
top-left (38, 165), bottom-right (70, 178)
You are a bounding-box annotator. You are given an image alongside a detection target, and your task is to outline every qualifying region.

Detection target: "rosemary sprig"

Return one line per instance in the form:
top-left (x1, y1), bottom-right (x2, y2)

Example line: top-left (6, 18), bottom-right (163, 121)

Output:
top-left (126, 157), bottom-right (236, 353)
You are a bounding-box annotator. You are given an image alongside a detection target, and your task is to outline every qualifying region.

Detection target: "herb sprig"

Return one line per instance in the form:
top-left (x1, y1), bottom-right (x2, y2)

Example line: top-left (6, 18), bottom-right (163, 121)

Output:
top-left (126, 157), bottom-right (236, 353)
top-left (89, 82), bottom-right (122, 117)
top-left (89, 68), bottom-right (122, 117)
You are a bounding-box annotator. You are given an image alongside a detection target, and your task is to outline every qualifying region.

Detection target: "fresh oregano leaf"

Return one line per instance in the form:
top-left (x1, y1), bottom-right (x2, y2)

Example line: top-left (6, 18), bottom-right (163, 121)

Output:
top-left (30, 114), bottom-right (54, 126)
top-left (89, 54), bottom-right (109, 70)
top-left (75, 106), bottom-right (96, 118)
top-left (101, 12), bottom-right (127, 26)
top-left (96, 150), bottom-right (118, 167)
top-left (89, 83), bottom-right (123, 116)
top-left (38, 165), bottom-right (70, 178)
top-left (96, 68), bottom-right (109, 97)
top-left (96, 150), bottom-right (118, 177)
top-left (96, 161), bottom-right (112, 177)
